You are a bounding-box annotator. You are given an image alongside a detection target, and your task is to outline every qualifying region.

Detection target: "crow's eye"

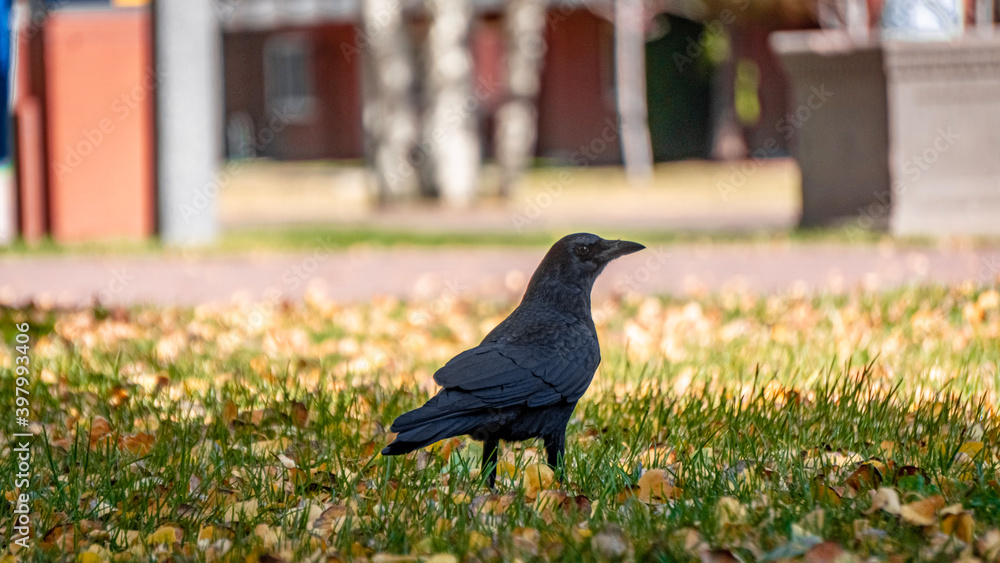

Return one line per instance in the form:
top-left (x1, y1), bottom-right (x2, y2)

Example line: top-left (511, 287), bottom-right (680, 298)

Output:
top-left (575, 244), bottom-right (590, 257)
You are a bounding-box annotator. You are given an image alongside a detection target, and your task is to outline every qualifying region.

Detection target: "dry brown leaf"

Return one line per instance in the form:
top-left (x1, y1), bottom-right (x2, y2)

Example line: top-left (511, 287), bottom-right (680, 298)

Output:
top-left (845, 462), bottom-right (882, 493)
top-left (700, 549), bottom-right (741, 562)
top-left (803, 541), bottom-right (848, 563)
top-left (222, 499), bottom-right (259, 522)
top-left (290, 401), bottom-right (308, 428)
top-left (592, 525), bottom-right (630, 560)
top-left (939, 505), bottom-right (974, 544)
top-left (312, 504), bottom-right (348, 536)
top-left (89, 416), bottom-right (114, 448)
top-left (900, 495), bottom-right (945, 526)
top-left (221, 401), bottom-right (238, 425)
top-left (276, 453), bottom-right (297, 469)
top-left (978, 528), bottom-right (1000, 562)
top-left (638, 469), bottom-right (680, 503)
top-left (118, 432), bottom-right (155, 456)
top-left (867, 487), bottom-right (901, 515)
top-left (533, 489), bottom-right (569, 524)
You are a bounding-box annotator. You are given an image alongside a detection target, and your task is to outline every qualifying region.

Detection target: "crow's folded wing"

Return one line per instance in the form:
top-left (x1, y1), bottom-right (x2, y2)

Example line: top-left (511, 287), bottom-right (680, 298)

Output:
top-left (432, 343), bottom-right (600, 407)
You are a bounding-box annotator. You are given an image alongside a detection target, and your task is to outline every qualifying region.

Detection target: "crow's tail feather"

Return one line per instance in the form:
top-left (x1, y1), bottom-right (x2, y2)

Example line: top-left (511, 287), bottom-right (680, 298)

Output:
top-left (381, 394), bottom-right (485, 456)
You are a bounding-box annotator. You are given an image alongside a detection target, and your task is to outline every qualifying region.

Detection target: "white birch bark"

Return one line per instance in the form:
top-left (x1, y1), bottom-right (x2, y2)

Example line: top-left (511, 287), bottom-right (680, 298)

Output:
top-left (362, 0), bottom-right (419, 203)
top-left (614, 0), bottom-right (654, 183)
top-left (423, 0), bottom-right (480, 207)
top-left (495, 0), bottom-right (547, 197)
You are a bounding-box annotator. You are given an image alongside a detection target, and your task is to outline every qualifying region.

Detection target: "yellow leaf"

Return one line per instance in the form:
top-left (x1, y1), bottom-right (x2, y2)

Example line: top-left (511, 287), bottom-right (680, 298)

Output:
top-left (146, 525), bottom-right (181, 545)
top-left (523, 463), bottom-right (554, 497)
top-left (879, 441), bottom-right (896, 457)
top-left (496, 459), bottom-right (517, 479)
top-left (958, 442), bottom-right (984, 459)
top-left (941, 510), bottom-right (974, 544)
top-left (77, 553), bottom-right (104, 563)
top-left (715, 496), bottom-right (747, 528)
top-left (424, 555), bottom-right (459, 563)
top-left (468, 531), bottom-right (491, 551)
top-left (900, 495), bottom-right (945, 526)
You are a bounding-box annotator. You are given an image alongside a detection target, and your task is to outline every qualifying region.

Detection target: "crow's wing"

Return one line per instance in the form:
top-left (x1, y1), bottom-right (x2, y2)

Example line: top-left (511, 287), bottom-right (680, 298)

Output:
top-left (432, 342), bottom-right (600, 408)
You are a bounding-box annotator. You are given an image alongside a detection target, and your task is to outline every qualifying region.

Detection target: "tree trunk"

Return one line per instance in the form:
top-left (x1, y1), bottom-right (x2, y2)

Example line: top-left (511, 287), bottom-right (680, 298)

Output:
top-left (614, 0), bottom-right (654, 183)
top-left (495, 0), bottom-right (547, 197)
top-left (361, 0), bottom-right (419, 204)
top-left (423, 0), bottom-right (480, 207)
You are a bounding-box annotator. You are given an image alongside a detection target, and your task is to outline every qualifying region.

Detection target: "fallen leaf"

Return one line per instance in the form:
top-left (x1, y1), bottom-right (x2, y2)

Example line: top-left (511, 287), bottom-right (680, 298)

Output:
top-left (804, 541), bottom-right (848, 563)
top-left (715, 496), bottom-right (747, 529)
top-left (523, 463), bottom-right (554, 498)
top-left (146, 525), bottom-right (182, 545)
top-left (290, 401), bottom-right (308, 427)
top-left (978, 528), bottom-right (1000, 562)
top-left (638, 469), bottom-right (679, 503)
top-left (222, 499), bottom-right (259, 522)
top-left (118, 432), bottom-right (155, 456)
top-left (867, 487), bottom-right (902, 515)
top-left (939, 505), bottom-right (974, 544)
top-left (901, 495), bottom-right (945, 526)
top-left (845, 462), bottom-right (882, 493)
top-left (592, 525), bottom-right (630, 560)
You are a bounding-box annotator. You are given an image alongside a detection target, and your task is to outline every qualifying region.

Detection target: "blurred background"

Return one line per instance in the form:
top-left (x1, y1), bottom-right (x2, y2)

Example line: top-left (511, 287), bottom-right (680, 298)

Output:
top-left (0, 0), bottom-right (998, 252)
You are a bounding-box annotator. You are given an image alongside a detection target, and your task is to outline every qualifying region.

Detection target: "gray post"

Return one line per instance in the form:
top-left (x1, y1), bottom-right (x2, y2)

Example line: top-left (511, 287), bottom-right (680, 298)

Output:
top-left (153, 0), bottom-right (221, 245)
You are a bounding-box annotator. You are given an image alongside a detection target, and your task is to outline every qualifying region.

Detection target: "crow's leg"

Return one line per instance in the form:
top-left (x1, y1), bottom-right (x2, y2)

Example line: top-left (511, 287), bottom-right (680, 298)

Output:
top-left (544, 432), bottom-right (567, 483)
top-left (481, 437), bottom-right (500, 489)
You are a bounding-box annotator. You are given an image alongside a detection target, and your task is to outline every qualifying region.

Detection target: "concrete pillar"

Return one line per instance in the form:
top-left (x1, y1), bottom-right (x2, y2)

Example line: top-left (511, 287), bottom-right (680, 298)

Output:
top-left (153, 0), bottom-right (221, 244)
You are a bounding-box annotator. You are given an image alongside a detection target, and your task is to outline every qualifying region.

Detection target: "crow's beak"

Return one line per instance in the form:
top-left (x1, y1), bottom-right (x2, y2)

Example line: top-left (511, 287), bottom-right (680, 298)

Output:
top-left (597, 239), bottom-right (645, 262)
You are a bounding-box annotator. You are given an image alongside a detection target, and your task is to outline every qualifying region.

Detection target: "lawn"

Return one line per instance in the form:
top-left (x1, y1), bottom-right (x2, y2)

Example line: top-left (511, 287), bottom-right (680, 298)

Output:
top-left (1, 284), bottom-right (999, 561)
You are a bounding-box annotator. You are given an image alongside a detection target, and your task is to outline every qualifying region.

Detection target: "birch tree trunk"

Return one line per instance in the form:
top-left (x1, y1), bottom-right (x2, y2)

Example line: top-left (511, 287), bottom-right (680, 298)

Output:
top-left (495, 0), bottom-right (547, 197)
top-left (614, 0), bottom-right (654, 183)
top-left (362, 0), bottom-right (419, 203)
top-left (423, 0), bottom-right (480, 207)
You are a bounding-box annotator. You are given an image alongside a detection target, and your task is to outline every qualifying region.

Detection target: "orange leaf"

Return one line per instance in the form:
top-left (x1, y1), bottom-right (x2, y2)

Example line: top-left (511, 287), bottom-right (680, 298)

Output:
top-left (637, 469), bottom-right (679, 503)
top-left (118, 432), bottom-right (155, 456)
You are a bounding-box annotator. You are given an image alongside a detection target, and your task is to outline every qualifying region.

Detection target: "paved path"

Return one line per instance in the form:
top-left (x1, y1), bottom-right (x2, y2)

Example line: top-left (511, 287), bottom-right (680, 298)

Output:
top-left (2, 243), bottom-right (998, 307)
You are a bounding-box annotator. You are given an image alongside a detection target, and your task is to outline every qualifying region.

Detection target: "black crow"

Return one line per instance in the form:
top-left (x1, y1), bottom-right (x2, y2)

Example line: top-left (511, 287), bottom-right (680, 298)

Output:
top-left (381, 233), bottom-right (644, 487)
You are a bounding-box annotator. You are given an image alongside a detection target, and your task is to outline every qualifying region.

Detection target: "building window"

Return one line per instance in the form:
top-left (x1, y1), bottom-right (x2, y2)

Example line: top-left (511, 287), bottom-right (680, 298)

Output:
top-left (263, 34), bottom-right (316, 123)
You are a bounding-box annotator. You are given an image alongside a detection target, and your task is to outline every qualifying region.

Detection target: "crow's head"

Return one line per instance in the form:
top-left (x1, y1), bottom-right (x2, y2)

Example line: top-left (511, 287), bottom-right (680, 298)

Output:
top-left (525, 233), bottom-right (645, 300)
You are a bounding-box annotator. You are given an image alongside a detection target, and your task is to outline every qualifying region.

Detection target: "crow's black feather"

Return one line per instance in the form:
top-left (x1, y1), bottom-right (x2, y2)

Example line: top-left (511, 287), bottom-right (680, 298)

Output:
top-left (381, 233), bottom-right (644, 486)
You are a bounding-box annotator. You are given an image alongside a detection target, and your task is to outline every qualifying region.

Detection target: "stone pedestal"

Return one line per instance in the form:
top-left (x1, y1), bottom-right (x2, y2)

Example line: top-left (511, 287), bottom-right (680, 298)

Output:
top-left (883, 35), bottom-right (1000, 236)
top-left (770, 31), bottom-right (892, 227)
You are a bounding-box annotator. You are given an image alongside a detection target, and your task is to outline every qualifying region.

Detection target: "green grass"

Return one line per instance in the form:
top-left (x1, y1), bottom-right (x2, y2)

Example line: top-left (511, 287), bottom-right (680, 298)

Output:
top-left (0, 225), bottom-right (894, 258)
top-left (1, 285), bottom-right (999, 560)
